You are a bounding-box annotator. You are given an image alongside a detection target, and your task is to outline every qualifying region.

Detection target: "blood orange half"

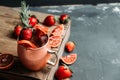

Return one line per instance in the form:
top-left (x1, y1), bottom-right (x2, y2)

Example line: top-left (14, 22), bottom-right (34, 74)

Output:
top-left (49, 36), bottom-right (62, 48)
top-left (18, 40), bottom-right (37, 48)
top-left (51, 24), bottom-right (64, 36)
top-left (0, 54), bottom-right (14, 70)
top-left (60, 53), bottom-right (77, 65)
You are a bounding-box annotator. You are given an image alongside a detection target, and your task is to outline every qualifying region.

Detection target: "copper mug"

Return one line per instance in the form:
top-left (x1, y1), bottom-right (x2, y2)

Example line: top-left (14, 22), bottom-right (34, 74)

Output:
top-left (17, 35), bottom-right (58, 71)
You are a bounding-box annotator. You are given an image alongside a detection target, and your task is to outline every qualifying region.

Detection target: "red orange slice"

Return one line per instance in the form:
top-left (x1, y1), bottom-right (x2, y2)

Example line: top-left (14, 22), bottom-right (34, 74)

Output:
top-left (49, 36), bottom-right (62, 48)
top-left (35, 24), bottom-right (49, 34)
top-left (18, 40), bottom-right (37, 48)
top-left (51, 24), bottom-right (64, 36)
top-left (60, 53), bottom-right (77, 65)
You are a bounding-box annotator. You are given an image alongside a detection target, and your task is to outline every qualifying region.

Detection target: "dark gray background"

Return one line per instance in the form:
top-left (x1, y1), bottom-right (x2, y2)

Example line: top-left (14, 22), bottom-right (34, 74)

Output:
top-left (0, 0), bottom-right (120, 7)
top-left (29, 4), bottom-right (120, 80)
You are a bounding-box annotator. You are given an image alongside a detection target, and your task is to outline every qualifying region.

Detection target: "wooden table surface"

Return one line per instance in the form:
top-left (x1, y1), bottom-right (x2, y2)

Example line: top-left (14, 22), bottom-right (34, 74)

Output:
top-left (0, 6), bottom-right (70, 80)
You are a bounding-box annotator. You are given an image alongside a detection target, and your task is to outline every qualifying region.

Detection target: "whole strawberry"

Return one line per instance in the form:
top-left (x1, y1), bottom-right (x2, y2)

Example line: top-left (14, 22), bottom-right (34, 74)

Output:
top-left (65, 41), bottom-right (75, 52)
top-left (29, 15), bottom-right (38, 27)
top-left (59, 14), bottom-right (70, 24)
top-left (14, 24), bottom-right (22, 37)
top-left (55, 65), bottom-right (72, 80)
top-left (20, 28), bottom-right (32, 40)
top-left (43, 15), bottom-right (55, 26)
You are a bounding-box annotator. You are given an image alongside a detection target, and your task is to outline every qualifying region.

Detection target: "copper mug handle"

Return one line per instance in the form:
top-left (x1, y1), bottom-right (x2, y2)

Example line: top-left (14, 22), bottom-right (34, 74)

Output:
top-left (47, 50), bottom-right (58, 66)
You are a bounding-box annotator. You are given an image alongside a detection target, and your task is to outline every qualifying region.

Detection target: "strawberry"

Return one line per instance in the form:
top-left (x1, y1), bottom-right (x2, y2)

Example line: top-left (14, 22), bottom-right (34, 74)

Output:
top-left (59, 14), bottom-right (70, 24)
top-left (43, 15), bottom-right (55, 26)
top-left (20, 28), bottom-right (32, 40)
top-left (29, 15), bottom-right (38, 27)
top-left (55, 65), bottom-right (72, 80)
top-left (65, 41), bottom-right (75, 52)
top-left (14, 24), bottom-right (22, 37)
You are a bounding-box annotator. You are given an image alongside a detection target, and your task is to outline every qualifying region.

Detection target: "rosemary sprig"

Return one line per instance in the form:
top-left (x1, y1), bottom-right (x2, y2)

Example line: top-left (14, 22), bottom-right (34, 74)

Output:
top-left (20, 1), bottom-right (30, 28)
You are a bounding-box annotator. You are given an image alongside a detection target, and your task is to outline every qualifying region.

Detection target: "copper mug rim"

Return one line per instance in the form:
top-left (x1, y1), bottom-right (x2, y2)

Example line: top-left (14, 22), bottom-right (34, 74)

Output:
top-left (17, 34), bottom-right (50, 50)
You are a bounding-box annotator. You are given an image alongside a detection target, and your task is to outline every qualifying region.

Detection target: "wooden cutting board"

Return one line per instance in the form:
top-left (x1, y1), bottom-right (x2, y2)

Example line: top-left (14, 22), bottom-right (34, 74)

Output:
top-left (0, 6), bottom-right (71, 80)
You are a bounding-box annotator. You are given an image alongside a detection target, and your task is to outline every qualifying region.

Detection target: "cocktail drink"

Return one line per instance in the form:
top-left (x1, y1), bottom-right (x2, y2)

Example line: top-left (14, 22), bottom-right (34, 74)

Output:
top-left (16, 1), bottom-right (58, 71)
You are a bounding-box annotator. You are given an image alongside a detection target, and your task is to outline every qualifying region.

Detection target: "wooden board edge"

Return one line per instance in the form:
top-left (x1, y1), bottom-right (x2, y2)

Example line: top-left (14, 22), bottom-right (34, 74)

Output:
top-left (46, 23), bottom-right (71, 80)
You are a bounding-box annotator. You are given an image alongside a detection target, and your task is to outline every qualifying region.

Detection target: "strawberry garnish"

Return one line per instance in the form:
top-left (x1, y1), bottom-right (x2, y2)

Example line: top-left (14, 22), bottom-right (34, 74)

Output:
top-left (20, 28), bottom-right (32, 40)
top-left (29, 16), bottom-right (38, 27)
